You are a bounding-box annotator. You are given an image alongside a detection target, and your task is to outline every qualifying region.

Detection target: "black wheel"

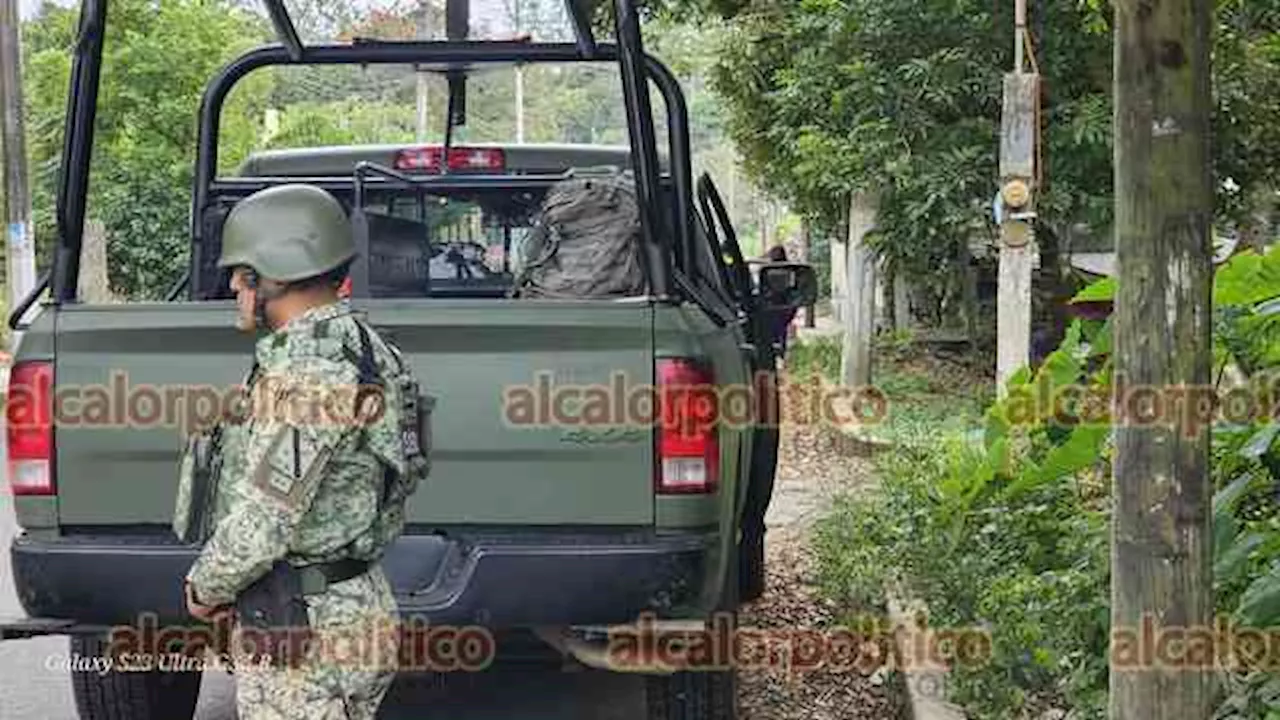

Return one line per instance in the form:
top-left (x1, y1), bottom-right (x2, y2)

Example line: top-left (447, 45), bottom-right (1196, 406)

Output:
top-left (737, 530), bottom-right (766, 602)
top-left (70, 634), bottom-right (202, 720)
top-left (644, 546), bottom-right (740, 720)
top-left (739, 421), bottom-right (780, 603)
top-left (645, 667), bottom-right (738, 720)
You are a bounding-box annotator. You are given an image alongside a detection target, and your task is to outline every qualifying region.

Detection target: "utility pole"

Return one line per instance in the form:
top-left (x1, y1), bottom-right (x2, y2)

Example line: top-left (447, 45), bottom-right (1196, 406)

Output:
top-left (415, 0), bottom-right (432, 141)
top-left (1109, 0), bottom-right (1214, 717)
top-left (995, 0), bottom-right (1039, 395)
top-left (0, 0), bottom-right (36, 351)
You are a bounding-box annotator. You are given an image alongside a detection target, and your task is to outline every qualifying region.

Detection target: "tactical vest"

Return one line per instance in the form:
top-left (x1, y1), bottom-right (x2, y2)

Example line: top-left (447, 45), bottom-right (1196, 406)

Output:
top-left (172, 316), bottom-right (433, 561)
top-left (332, 316), bottom-right (434, 561)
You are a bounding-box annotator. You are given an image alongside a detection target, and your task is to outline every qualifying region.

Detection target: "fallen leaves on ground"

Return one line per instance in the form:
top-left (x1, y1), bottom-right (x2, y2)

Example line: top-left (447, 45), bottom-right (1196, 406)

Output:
top-left (736, 422), bottom-right (901, 720)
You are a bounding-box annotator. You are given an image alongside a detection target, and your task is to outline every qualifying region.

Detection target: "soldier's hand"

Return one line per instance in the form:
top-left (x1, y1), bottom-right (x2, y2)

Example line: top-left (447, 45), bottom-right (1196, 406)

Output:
top-left (184, 580), bottom-right (228, 622)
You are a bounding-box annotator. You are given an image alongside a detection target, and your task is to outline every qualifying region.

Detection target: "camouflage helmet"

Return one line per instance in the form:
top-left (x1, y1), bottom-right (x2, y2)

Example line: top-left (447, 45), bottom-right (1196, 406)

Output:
top-left (218, 184), bottom-right (356, 282)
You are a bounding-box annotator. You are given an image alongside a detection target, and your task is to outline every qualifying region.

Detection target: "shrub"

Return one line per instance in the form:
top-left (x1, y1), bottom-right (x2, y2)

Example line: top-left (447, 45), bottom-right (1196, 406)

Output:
top-left (811, 244), bottom-right (1280, 718)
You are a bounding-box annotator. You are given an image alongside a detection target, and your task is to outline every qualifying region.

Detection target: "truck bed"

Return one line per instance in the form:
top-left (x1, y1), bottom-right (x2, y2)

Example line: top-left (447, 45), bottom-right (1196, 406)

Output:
top-left (7, 297), bottom-right (740, 630)
top-left (49, 298), bottom-right (657, 526)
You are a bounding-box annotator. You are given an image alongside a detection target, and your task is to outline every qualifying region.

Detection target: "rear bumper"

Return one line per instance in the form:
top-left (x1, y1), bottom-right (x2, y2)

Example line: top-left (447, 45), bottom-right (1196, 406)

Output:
top-left (6, 529), bottom-right (716, 635)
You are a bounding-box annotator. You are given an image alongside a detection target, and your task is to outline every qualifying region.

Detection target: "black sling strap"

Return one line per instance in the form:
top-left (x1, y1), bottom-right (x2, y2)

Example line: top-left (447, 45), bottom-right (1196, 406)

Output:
top-left (337, 319), bottom-right (402, 511)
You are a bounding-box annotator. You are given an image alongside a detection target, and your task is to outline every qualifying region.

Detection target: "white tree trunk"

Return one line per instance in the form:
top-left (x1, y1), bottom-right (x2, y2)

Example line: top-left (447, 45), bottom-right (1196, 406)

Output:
top-left (893, 272), bottom-right (911, 330)
top-left (830, 236), bottom-right (847, 322)
top-left (78, 219), bottom-right (113, 303)
top-left (874, 257), bottom-right (891, 332)
top-left (841, 191), bottom-right (878, 387)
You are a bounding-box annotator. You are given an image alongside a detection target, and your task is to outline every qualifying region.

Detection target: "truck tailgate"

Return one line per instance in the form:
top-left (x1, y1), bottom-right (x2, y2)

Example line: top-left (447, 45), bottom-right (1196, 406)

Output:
top-left (50, 299), bottom-right (657, 527)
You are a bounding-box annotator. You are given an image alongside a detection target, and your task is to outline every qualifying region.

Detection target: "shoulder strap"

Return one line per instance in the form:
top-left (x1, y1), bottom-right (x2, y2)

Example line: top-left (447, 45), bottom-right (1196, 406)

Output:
top-left (337, 316), bottom-right (407, 379)
top-left (331, 318), bottom-right (383, 386)
top-left (352, 320), bottom-right (382, 388)
top-left (348, 319), bottom-right (401, 509)
top-left (246, 358), bottom-right (261, 387)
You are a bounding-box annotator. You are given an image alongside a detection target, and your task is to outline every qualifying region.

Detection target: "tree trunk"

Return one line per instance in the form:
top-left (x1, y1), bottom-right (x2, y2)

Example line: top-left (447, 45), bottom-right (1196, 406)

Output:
top-left (830, 232), bottom-right (847, 323)
top-left (840, 191), bottom-right (877, 388)
top-left (78, 220), bottom-right (113, 303)
top-left (892, 269), bottom-right (910, 331)
top-left (1110, 0), bottom-right (1215, 717)
top-left (800, 220), bottom-right (815, 327)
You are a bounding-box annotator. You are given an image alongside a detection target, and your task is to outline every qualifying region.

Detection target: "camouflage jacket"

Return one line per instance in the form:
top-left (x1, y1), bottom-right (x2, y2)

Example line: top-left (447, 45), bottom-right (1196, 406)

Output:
top-left (185, 300), bottom-right (408, 607)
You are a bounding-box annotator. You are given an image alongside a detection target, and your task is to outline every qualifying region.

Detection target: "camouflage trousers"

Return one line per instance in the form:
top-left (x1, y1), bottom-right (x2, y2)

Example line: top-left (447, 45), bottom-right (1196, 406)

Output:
top-left (231, 565), bottom-right (400, 720)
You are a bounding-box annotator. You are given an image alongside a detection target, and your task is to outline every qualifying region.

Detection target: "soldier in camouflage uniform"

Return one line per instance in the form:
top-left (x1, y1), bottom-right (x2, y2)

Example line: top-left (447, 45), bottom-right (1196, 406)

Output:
top-left (182, 183), bottom-right (419, 719)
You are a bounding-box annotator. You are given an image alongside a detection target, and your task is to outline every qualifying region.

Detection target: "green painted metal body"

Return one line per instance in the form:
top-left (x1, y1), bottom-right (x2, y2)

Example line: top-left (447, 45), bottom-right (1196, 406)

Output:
top-left (7, 143), bottom-right (766, 627)
top-left (29, 299), bottom-right (743, 526)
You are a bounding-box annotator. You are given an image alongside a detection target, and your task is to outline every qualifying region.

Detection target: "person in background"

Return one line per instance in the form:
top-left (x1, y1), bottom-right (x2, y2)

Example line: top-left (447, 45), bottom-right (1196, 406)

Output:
top-left (762, 245), bottom-right (798, 360)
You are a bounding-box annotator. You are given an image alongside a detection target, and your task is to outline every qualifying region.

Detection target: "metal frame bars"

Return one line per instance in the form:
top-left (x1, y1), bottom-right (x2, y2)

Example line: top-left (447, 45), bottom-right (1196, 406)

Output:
top-left (264, 0), bottom-right (304, 61)
top-left (48, 0), bottom-right (106, 304)
top-left (189, 41), bottom-right (692, 300)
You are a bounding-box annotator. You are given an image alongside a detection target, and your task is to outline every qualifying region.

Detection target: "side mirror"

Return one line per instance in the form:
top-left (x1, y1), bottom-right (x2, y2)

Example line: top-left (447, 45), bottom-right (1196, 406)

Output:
top-left (757, 262), bottom-right (817, 311)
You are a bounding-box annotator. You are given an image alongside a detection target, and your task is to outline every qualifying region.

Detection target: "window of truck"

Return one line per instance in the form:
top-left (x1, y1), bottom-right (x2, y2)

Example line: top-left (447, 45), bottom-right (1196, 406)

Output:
top-left (362, 189), bottom-right (534, 294)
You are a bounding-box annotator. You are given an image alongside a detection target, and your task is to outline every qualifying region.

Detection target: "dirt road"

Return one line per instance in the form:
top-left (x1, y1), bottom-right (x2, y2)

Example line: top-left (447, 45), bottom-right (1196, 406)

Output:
top-left (738, 422), bottom-right (898, 719)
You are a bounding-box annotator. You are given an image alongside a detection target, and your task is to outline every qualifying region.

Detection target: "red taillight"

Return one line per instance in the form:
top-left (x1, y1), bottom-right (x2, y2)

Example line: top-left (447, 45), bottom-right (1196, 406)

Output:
top-left (7, 360), bottom-right (53, 496)
top-left (448, 148), bottom-right (505, 171)
top-left (393, 147), bottom-right (505, 172)
top-left (656, 358), bottom-right (719, 494)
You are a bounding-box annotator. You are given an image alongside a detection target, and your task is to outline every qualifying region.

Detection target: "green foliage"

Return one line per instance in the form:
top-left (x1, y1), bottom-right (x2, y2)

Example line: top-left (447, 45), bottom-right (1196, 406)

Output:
top-left (1072, 243), bottom-right (1280, 373)
top-left (703, 0), bottom-right (1280, 312)
top-left (18, 0), bottom-right (759, 301)
top-left (1211, 244), bottom-right (1280, 718)
top-left (1216, 242), bottom-right (1280, 305)
top-left (1071, 276), bottom-right (1115, 303)
top-left (813, 386), bottom-right (1111, 718)
top-left (784, 335), bottom-right (840, 382)
top-left (23, 0), bottom-right (272, 299)
top-left (814, 246), bottom-right (1280, 718)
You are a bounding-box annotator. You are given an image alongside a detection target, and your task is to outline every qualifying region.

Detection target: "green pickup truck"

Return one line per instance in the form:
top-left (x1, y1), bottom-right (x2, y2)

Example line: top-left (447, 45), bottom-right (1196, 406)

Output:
top-left (1, 2), bottom-right (816, 719)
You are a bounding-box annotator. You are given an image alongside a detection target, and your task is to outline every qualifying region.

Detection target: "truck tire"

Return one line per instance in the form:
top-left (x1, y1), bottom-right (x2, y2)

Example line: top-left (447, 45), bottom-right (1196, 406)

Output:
top-left (645, 668), bottom-right (738, 720)
top-left (737, 531), bottom-right (766, 602)
top-left (70, 635), bottom-right (202, 720)
top-left (644, 547), bottom-right (740, 720)
top-left (738, 421), bottom-right (780, 603)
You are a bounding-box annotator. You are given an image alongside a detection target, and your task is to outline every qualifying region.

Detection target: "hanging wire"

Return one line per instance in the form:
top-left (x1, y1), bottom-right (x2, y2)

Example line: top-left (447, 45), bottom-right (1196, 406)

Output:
top-left (1024, 26), bottom-right (1043, 191)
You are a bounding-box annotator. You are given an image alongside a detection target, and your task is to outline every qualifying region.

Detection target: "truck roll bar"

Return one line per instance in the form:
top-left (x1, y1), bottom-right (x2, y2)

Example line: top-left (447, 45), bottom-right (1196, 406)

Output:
top-left (44, 0), bottom-right (694, 306)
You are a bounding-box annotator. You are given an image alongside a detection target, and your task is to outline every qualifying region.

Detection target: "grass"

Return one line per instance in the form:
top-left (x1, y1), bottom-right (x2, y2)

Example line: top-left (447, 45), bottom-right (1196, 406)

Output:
top-left (784, 333), bottom-right (994, 446)
top-left (800, 334), bottom-right (1113, 719)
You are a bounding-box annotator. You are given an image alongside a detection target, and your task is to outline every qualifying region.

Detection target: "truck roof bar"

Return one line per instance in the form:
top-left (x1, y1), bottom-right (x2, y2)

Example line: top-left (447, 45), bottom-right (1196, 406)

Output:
top-left (564, 0), bottom-right (599, 59)
top-left (612, 0), bottom-right (673, 290)
top-left (263, 0), bottom-right (304, 62)
top-left (42, 0), bottom-right (691, 307)
top-left (191, 41), bottom-right (692, 301)
top-left (8, 270), bottom-right (50, 330)
top-left (47, 0), bottom-right (106, 304)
